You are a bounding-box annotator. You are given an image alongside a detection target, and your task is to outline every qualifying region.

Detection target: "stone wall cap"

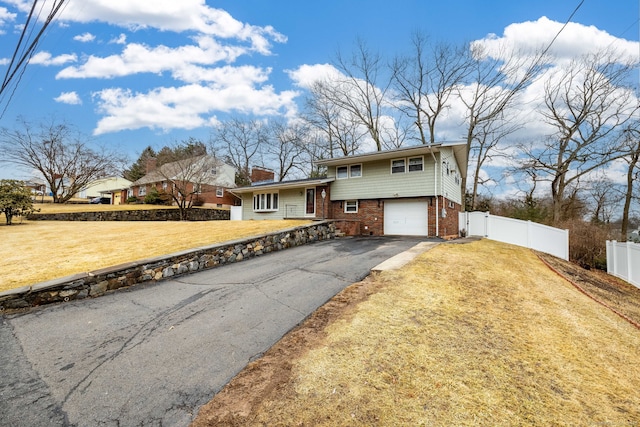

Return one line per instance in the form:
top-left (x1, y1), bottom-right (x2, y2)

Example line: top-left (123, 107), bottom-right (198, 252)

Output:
top-left (31, 273), bottom-right (89, 292)
top-left (0, 285), bottom-right (32, 297)
top-left (89, 262), bottom-right (141, 277)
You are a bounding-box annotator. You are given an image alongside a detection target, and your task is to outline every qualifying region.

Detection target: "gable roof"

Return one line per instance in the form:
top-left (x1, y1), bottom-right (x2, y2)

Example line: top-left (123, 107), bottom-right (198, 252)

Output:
top-left (315, 142), bottom-right (468, 178)
top-left (131, 155), bottom-right (236, 188)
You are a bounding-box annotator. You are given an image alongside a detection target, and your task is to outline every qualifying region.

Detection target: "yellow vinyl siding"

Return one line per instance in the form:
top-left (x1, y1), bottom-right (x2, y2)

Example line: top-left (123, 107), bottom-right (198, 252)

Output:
top-left (440, 147), bottom-right (463, 205)
top-left (241, 188), bottom-right (308, 219)
top-left (328, 157), bottom-right (437, 200)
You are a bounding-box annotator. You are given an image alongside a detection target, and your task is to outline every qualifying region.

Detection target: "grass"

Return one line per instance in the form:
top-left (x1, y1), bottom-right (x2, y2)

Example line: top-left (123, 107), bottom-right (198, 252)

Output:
top-left (0, 219), bottom-right (310, 292)
top-left (32, 202), bottom-right (185, 214)
top-left (198, 239), bottom-right (640, 426)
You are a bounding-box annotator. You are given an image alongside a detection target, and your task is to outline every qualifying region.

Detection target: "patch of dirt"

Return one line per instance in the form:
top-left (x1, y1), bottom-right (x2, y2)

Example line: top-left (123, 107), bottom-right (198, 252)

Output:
top-left (191, 274), bottom-right (389, 427)
top-left (191, 252), bottom-right (640, 426)
top-left (537, 252), bottom-right (640, 327)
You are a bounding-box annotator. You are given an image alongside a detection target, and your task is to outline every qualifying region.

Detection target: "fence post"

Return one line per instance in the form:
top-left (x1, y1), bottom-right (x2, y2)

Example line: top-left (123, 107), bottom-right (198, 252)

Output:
top-left (564, 228), bottom-right (569, 261)
top-left (484, 211), bottom-right (490, 238)
top-left (627, 241), bottom-right (633, 284)
top-left (611, 241), bottom-right (618, 277)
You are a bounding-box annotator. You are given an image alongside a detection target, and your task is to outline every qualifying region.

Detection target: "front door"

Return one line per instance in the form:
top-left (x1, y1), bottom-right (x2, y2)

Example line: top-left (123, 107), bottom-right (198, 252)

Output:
top-left (305, 188), bottom-right (315, 216)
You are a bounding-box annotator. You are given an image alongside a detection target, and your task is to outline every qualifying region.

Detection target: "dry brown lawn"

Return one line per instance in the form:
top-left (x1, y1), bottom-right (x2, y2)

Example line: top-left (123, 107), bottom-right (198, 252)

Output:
top-left (0, 219), bottom-right (309, 292)
top-left (194, 239), bottom-right (640, 426)
top-left (32, 202), bottom-right (183, 214)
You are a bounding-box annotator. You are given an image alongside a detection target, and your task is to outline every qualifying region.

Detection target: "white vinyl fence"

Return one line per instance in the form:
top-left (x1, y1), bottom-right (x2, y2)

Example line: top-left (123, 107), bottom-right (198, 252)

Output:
top-left (606, 240), bottom-right (640, 289)
top-left (459, 211), bottom-right (569, 260)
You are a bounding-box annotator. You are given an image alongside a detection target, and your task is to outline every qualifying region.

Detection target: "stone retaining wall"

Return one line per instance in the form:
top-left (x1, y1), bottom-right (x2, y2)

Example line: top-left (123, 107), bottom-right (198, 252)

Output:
top-left (0, 221), bottom-right (335, 312)
top-left (27, 208), bottom-right (230, 221)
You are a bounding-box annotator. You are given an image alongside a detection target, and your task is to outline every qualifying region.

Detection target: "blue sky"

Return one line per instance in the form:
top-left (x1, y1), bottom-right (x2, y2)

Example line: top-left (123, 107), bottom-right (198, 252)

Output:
top-left (0, 0), bottom-right (639, 186)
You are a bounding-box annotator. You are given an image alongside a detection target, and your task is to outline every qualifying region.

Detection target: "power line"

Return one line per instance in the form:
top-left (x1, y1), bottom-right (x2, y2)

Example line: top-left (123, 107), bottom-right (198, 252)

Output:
top-left (0, 0), bottom-right (68, 120)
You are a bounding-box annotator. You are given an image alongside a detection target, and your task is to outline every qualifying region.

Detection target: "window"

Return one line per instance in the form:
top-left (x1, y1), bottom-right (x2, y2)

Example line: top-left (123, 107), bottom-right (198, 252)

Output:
top-left (127, 189), bottom-right (133, 198)
top-left (336, 166), bottom-right (348, 179)
top-left (253, 192), bottom-right (279, 212)
top-left (138, 186), bottom-right (146, 196)
top-left (193, 183), bottom-right (202, 194)
top-left (345, 200), bottom-right (358, 213)
top-left (162, 181), bottom-right (168, 190)
top-left (216, 188), bottom-right (224, 197)
top-left (210, 167), bottom-right (217, 175)
top-left (349, 164), bottom-right (362, 178)
top-left (408, 156), bottom-right (424, 172)
top-left (391, 159), bottom-right (406, 174)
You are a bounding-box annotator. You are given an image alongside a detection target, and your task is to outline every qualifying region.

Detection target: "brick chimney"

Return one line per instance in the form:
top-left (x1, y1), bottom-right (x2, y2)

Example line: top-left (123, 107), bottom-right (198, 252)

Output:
top-left (146, 158), bottom-right (157, 174)
top-left (250, 166), bottom-right (275, 184)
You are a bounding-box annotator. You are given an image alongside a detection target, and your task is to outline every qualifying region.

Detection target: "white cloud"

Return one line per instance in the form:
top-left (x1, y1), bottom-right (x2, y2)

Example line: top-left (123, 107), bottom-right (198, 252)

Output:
top-left (0, 6), bottom-right (16, 30)
top-left (110, 33), bottom-right (127, 44)
top-left (52, 0), bottom-right (286, 54)
top-left (29, 51), bottom-right (77, 66)
top-left (287, 63), bottom-right (342, 89)
top-left (92, 84), bottom-right (299, 134)
top-left (473, 16), bottom-right (639, 64)
top-left (54, 91), bottom-right (82, 105)
top-left (57, 37), bottom-right (248, 81)
top-left (73, 32), bottom-right (96, 42)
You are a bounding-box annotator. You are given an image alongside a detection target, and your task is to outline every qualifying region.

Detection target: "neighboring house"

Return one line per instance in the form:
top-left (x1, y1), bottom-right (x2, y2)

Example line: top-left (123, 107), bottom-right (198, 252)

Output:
top-left (78, 177), bottom-right (133, 202)
top-left (129, 155), bottom-right (238, 207)
top-left (23, 179), bottom-right (47, 195)
top-left (231, 142), bottom-right (467, 237)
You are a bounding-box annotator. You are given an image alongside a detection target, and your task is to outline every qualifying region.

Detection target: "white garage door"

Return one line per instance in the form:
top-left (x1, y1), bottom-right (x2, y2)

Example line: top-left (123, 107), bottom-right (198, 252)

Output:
top-left (384, 199), bottom-right (428, 236)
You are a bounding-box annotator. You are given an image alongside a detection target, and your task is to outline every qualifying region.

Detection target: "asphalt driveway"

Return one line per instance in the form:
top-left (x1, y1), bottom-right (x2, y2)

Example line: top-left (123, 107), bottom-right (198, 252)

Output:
top-left (0, 236), bottom-right (427, 427)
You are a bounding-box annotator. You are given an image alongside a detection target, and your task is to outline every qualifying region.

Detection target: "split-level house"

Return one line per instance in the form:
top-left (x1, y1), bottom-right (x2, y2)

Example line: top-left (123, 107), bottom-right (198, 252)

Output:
top-left (129, 155), bottom-right (238, 208)
top-left (231, 142), bottom-right (467, 237)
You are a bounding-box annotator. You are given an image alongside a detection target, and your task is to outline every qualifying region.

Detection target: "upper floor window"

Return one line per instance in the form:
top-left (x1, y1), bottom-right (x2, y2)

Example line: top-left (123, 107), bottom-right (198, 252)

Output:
top-left (216, 188), bottom-right (224, 197)
top-left (349, 164), bottom-right (362, 178)
top-left (336, 166), bottom-right (348, 179)
top-left (408, 156), bottom-right (424, 172)
top-left (391, 159), bottom-right (406, 174)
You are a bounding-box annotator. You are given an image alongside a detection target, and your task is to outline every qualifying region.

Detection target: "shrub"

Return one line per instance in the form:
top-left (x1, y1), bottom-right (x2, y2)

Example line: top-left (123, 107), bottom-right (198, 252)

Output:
top-left (126, 196), bottom-right (139, 204)
top-left (144, 188), bottom-right (172, 205)
top-left (192, 196), bottom-right (205, 207)
top-left (558, 220), bottom-right (612, 270)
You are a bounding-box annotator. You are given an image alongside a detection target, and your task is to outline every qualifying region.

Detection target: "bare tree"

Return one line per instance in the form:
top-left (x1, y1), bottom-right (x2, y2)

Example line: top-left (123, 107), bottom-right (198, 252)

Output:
top-left (210, 118), bottom-right (268, 185)
top-left (0, 117), bottom-right (118, 203)
top-left (391, 34), bottom-right (472, 145)
top-left (584, 174), bottom-right (622, 224)
top-left (266, 119), bottom-right (308, 181)
top-left (522, 52), bottom-right (637, 224)
top-left (330, 39), bottom-right (396, 151)
top-left (303, 80), bottom-right (366, 158)
top-left (152, 151), bottom-right (219, 220)
top-left (469, 117), bottom-right (521, 209)
top-left (458, 43), bottom-right (543, 207)
top-left (620, 126), bottom-right (640, 241)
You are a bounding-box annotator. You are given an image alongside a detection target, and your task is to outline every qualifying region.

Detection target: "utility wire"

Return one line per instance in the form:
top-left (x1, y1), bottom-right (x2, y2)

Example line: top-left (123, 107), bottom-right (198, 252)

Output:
top-left (0, 0), bottom-right (67, 119)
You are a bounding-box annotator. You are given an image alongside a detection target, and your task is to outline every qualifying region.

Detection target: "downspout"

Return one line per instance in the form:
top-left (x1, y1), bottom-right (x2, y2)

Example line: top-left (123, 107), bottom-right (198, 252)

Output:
top-left (429, 148), bottom-right (439, 237)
